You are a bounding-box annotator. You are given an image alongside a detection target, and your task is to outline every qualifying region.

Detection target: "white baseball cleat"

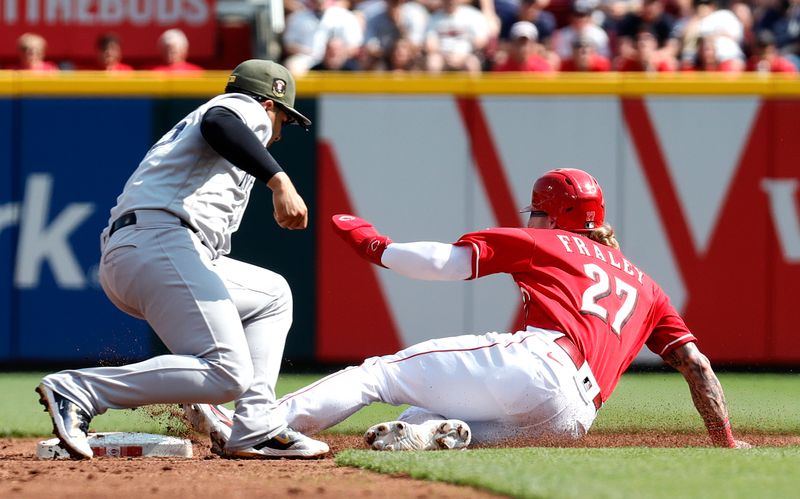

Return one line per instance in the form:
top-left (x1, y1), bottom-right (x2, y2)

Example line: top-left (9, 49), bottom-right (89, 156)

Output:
top-left (364, 419), bottom-right (472, 451)
top-left (181, 403), bottom-right (234, 455)
top-left (36, 383), bottom-right (94, 459)
top-left (181, 404), bottom-right (233, 438)
top-left (220, 427), bottom-right (330, 459)
top-left (182, 403), bottom-right (328, 459)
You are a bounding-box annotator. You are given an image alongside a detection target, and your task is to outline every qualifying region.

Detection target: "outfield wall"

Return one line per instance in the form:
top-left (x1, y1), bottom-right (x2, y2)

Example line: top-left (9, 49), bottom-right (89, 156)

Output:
top-left (0, 73), bottom-right (798, 366)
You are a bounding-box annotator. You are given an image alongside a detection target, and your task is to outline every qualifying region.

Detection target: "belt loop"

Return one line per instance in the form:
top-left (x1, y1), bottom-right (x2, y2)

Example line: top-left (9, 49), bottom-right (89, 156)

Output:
top-left (554, 335), bottom-right (602, 411)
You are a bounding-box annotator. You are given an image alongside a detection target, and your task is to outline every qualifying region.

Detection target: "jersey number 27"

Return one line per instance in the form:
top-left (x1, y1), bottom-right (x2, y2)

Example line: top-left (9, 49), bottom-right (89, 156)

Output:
top-left (580, 263), bottom-right (638, 336)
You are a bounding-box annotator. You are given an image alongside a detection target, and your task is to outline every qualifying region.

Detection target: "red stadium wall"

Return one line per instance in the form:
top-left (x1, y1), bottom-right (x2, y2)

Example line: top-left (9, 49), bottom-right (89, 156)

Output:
top-left (622, 98), bottom-right (799, 364)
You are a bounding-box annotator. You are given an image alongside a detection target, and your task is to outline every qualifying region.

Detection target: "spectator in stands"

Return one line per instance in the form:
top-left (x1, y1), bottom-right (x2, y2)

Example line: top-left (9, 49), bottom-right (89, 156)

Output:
top-left (385, 37), bottom-right (425, 71)
top-left (8, 33), bottom-right (59, 71)
top-left (682, 35), bottom-right (744, 71)
top-left (615, 0), bottom-right (678, 57)
top-left (311, 37), bottom-right (362, 70)
top-left (674, 0), bottom-right (744, 68)
top-left (361, 0), bottom-right (429, 70)
top-left (669, 0), bottom-right (695, 21)
top-left (747, 30), bottom-right (798, 72)
top-left (416, 0), bottom-right (443, 13)
top-left (560, 35), bottom-right (612, 70)
top-left (151, 29), bottom-right (203, 72)
top-left (478, 0), bottom-right (503, 41)
top-left (283, 0), bottom-right (364, 75)
top-left (515, 0), bottom-right (557, 46)
top-left (425, 0), bottom-right (492, 73)
top-left (283, 0), bottom-right (325, 73)
top-left (615, 28), bottom-right (677, 71)
top-left (492, 21), bottom-right (553, 71)
top-left (93, 33), bottom-right (133, 71)
top-left (599, 0), bottom-right (634, 46)
top-left (495, 0), bottom-right (523, 41)
top-left (553, 0), bottom-right (611, 60)
top-left (751, 0), bottom-right (786, 38)
top-left (730, 1), bottom-right (755, 55)
top-left (772, 0), bottom-right (800, 69)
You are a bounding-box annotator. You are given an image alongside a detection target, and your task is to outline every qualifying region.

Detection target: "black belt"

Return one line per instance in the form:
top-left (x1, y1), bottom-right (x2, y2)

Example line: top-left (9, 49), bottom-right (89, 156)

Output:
top-left (554, 335), bottom-right (603, 411)
top-left (109, 212), bottom-right (191, 238)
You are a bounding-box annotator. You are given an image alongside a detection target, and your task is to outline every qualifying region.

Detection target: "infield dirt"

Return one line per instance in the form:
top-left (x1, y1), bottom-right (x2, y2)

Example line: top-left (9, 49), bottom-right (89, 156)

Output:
top-left (2, 432), bottom-right (798, 499)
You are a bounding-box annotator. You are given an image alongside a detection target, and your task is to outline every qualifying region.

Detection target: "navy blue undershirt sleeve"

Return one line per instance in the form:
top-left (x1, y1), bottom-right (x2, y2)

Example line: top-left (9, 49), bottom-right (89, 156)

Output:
top-left (200, 106), bottom-right (283, 184)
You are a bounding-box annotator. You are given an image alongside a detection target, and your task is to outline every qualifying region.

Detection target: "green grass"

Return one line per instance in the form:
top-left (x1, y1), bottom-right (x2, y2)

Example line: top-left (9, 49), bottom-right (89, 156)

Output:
top-left (594, 373), bottom-right (800, 434)
top-left (336, 447), bottom-right (800, 499)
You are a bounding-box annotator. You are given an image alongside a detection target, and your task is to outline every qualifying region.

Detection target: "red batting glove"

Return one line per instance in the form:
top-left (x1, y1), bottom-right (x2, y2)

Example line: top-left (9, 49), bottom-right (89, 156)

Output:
top-left (331, 214), bottom-right (393, 268)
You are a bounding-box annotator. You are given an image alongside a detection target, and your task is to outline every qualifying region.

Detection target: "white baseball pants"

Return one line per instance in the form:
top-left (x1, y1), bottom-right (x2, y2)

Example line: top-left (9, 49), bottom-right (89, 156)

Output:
top-left (41, 209), bottom-right (292, 449)
top-left (277, 328), bottom-right (599, 444)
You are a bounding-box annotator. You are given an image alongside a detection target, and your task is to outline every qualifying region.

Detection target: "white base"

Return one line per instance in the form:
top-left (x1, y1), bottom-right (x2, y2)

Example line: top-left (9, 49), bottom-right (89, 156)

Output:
top-left (37, 432), bottom-right (193, 459)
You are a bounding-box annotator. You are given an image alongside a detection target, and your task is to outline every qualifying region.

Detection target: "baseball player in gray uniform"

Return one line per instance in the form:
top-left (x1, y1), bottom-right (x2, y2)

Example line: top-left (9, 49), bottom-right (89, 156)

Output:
top-left (35, 59), bottom-right (329, 460)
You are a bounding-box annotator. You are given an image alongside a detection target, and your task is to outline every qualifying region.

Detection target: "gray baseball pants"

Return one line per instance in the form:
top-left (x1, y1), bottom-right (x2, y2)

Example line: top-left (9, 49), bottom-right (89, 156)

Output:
top-left (41, 209), bottom-right (291, 450)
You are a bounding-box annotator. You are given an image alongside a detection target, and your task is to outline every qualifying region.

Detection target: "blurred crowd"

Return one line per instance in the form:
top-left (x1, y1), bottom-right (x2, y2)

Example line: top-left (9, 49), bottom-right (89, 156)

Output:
top-left (2, 29), bottom-right (204, 73)
top-left (285, 0), bottom-right (799, 74)
top-left (4, 0), bottom-right (800, 75)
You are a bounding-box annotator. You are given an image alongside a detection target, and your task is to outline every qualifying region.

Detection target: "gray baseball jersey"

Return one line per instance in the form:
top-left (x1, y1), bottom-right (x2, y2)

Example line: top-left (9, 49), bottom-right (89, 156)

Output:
top-left (106, 93), bottom-right (267, 258)
top-left (42, 92), bottom-right (296, 451)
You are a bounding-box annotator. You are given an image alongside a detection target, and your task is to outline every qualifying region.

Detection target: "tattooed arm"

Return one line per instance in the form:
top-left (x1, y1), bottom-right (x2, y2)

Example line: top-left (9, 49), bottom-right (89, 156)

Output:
top-left (662, 342), bottom-right (751, 448)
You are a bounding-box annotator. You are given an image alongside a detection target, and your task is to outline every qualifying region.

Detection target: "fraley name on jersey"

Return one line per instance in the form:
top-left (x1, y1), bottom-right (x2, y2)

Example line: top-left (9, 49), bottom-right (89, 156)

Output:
top-left (556, 234), bottom-right (645, 285)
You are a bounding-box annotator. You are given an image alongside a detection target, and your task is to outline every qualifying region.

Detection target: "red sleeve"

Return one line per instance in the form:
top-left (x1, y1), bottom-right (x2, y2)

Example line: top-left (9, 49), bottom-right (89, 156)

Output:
top-left (592, 55), bottom-right (611, 71)
top-left (492, 60), bottom-right (512, 71)
top-left (454, 228), bottom-right (536, 279)
top-left (645, 289), bottom-right (697, 356)
top-left (775, 58), bottom-right (798, 73)
top-left (657, 60), bottom-right (675, 72)
top-left (615, 58), bottom-right (638, 72)
top-left (529, 56), bottom-right (553, 72)
top-left (560, 59), bottom-right (576, 71)
top-left (718, 60), bottom-right (741, 72)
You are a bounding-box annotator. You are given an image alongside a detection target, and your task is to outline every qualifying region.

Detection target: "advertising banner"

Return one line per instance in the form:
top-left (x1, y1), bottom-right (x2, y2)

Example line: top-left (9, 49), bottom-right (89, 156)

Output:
top-left (12, 98), bottom-right (155, 363)
top-left (0, 99), bottom-right (12, 361)
top-left (0, 0), bottom-right (216, 60)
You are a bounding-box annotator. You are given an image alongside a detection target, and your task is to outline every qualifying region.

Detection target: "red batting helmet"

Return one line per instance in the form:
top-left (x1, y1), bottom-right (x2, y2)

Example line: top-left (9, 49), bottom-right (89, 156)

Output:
top-left (520, 168), bottom-right (605, 232)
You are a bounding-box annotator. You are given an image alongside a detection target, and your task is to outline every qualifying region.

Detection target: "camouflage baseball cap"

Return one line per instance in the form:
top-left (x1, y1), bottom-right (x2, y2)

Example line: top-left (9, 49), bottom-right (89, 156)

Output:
top-left (227, 59), bottom-right (311, 129)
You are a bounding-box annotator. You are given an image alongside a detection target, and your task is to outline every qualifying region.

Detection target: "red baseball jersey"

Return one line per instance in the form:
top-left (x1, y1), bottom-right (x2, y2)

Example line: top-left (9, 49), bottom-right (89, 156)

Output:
top-left (454, 227), bottom-right (696, 400)
top-left (492, 55), bottom-right (552, 73)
